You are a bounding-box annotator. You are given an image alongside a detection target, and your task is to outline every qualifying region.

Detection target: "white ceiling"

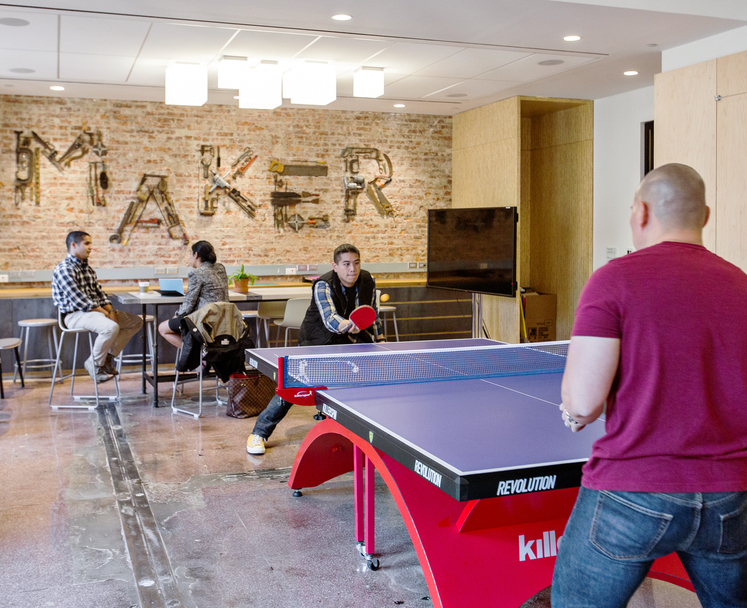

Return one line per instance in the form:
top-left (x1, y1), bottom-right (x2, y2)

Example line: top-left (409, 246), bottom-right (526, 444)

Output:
top-left (0, 0), bottom-right (744, 115)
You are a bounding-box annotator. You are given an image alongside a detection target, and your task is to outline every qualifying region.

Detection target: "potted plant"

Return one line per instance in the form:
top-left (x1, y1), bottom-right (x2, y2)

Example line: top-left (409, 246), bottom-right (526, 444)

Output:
top-left (228, 265), bottom-right (258, 293)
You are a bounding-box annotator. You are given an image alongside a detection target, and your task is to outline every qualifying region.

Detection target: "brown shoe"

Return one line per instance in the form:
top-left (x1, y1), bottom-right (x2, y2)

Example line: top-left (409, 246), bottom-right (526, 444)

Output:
top-left (102, 353), bottom-right (119, 376)
top-left (84, 357), bottom-right (110, 383)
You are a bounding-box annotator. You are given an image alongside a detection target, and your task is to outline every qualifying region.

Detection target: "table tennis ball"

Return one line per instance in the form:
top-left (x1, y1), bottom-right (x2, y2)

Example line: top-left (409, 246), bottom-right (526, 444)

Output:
top-left (380, 293), bottom-right (390, 302)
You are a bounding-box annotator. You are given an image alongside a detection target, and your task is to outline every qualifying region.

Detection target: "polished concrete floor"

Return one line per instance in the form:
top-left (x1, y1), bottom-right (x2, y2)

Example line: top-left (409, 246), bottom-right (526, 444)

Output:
top-left (0, 369), bottom-right (703, 608)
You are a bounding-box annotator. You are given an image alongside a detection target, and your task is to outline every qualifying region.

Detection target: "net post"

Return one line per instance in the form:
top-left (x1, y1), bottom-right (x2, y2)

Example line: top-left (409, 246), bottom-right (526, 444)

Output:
top-left (276, 355), bottom-right (325, 406)
top-left (277, 356), bottom-right (286, 390)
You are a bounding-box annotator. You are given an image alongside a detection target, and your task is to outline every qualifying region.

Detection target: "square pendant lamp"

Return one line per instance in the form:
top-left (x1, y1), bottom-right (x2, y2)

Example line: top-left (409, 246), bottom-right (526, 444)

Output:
top-left (165, 62), bottom-right (208, 106)
top-left (284, 60), bottom-right (336, 106)
top-left (353, 66), bottom-right (384, 98)
top-left (239, 60), bottom-right (282, 109)
top-left (218, 56), bottom-right (248, 89)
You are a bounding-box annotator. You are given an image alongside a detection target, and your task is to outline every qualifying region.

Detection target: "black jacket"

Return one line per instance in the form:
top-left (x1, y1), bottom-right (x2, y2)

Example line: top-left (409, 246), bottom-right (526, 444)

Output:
top-left (177, 302), bottom-right (254, 382)
top-left (297, 269), bottom-right (376, 346)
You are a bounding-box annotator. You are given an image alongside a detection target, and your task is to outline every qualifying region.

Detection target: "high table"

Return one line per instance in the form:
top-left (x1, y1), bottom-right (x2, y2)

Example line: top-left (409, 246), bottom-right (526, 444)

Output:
top-left (116, 285), bottom-right (310, 406)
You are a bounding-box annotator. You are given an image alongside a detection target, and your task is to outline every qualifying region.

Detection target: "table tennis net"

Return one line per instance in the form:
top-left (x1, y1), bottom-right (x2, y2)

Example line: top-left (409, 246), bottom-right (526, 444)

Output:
top-left (282, 342), bottom-right (568, 388)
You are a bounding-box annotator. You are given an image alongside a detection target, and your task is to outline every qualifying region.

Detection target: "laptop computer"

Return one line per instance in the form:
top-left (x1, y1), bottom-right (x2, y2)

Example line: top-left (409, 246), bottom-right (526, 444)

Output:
top-left (157, 278), bottom-right (185, 297)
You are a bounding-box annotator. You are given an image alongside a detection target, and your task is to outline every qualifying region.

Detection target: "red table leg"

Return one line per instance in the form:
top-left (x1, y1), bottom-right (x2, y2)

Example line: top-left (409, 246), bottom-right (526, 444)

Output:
top-left (354, 445), bottom-right (364, 544)
top-left (289, 419), bottom-right (693, 607)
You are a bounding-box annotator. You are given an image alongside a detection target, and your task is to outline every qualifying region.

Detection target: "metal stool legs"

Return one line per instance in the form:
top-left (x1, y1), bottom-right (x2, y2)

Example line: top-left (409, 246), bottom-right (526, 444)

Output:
top-left (14, 321), bottom-right (62, 384)
top-left (48, 327), bottom-right (120, 411)
top-left (170, 347), bottom-right (222, 419)
top-left (379, 306), bottom-right (400, 341)
top-left (0, 339), bottom-right (24, 399)
top-left (116, 316), bottom-right (156, 376)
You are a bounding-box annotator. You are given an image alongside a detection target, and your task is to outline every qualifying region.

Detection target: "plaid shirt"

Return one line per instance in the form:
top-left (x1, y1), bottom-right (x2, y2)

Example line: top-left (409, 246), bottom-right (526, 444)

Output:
top-left (52, 254), bottom-right (111, 313)
top-left (313, 279), bottom-right (384, 338)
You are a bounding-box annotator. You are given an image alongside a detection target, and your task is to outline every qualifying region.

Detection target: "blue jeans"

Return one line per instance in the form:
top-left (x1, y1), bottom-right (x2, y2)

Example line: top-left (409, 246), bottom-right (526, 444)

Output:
top-left (552, 486), bottom-right (747, 608)
top-left (251, 394), bottom-right (292, 439)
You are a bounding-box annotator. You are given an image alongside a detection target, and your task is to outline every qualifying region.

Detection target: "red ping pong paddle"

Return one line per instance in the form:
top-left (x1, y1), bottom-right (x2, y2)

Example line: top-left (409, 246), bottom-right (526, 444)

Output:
top-left (348, 305), bottom-right (377, 331)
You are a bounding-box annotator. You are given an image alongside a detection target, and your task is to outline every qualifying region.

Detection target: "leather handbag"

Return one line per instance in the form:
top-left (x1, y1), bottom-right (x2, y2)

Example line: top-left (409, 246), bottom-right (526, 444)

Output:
top-left (226, 371), bottom-right (276, 418)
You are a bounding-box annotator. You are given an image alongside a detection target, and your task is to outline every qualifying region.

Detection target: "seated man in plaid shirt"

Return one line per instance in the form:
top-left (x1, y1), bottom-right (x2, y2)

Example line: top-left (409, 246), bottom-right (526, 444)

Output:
top-left (52, 231), bottom-right (142, 383)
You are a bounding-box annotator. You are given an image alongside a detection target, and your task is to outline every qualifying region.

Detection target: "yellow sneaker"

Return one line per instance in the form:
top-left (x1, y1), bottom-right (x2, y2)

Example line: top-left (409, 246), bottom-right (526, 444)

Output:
top-left (246, 434), bottom-right (265, 455)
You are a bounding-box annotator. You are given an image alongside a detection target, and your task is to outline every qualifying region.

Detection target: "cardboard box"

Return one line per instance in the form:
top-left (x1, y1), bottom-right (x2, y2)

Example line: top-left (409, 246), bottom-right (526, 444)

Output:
top-left (522, 292), bottom-right (556, 342)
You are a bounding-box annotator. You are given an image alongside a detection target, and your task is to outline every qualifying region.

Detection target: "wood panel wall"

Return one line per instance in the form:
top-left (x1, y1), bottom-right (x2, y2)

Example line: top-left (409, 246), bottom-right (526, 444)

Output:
top-left (655, 49), bottom-right (747, 271)
top-left (716, 90), bottom-right (747, 268)
top-left (654, 61), bottom-right (717, 251)
top-left (524, 102), bottom-right (594, 340)
top-left (453, 97), bottom-right (522, 342)
top-left (453, 96), bottom-right (594, 343)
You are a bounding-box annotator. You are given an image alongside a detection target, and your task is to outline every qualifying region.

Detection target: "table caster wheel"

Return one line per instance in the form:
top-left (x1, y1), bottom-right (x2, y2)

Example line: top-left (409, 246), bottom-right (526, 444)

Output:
top-left (292, 489), bottom-right (303, 497)
top-left (367, 558), bottom-right (380, 571)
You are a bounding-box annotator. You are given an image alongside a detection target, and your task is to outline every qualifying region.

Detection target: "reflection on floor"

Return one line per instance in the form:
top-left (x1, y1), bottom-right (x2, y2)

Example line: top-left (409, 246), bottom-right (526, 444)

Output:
top-left (0, 371), bottom-right (703, 608)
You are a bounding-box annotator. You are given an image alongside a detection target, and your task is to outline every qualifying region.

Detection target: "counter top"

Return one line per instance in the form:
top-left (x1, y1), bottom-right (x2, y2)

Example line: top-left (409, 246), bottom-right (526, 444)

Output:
top-left (0, 278), bottom-right (426, 299)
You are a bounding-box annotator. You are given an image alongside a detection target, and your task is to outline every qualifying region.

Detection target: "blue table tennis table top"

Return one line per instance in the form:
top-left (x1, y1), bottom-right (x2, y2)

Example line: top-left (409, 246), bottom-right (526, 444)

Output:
top-left (246, 338), bottom-right (606, 501)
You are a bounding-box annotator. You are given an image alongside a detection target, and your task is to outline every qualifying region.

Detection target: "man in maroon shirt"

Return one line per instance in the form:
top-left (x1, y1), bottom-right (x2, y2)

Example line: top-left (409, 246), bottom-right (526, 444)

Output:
top-left (552, 164), bottom-right (747, 608)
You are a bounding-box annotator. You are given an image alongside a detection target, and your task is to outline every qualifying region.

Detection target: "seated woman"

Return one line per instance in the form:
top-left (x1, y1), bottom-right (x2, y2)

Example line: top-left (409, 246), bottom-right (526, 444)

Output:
top-left (158, 240), bottom-right (229, 349)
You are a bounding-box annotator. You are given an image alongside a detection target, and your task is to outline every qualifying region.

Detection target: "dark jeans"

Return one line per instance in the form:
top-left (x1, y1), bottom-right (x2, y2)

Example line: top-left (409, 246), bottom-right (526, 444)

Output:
top-left (552, 486), bottom-right (747, 608)
top-left (251, 394), bottom-right (292, 439)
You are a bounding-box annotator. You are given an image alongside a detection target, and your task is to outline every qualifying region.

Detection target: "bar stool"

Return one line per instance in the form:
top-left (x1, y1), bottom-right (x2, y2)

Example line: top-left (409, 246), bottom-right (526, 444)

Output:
top-left (14, 318), bottom-right (62, 384)
top-left (48, 309), bottom-right (119, 410)
top-left (0, 338), bottom-right (25, 399)
top-left (116, 314), bottom-right (156, 375)
top-left (376, 290), bottom-right (399, 342)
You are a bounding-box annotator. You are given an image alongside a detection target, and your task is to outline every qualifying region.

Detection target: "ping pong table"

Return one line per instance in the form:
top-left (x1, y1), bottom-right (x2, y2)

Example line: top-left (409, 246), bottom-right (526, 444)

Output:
top-left (246, 338), bottom-right (693, 608)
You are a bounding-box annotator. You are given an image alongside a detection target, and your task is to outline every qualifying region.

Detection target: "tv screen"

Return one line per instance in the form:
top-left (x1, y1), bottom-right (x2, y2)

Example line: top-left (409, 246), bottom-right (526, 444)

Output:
top-left (426, 207), bottom-right (517, 297)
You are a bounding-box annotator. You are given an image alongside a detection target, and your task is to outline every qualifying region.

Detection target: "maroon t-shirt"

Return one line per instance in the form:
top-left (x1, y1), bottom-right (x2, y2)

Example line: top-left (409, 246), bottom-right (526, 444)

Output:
top-left (572, 241), bottom-right (747, 492)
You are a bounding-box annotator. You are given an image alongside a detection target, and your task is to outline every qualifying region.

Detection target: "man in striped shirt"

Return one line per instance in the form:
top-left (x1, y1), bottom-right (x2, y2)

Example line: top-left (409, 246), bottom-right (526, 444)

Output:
top-left (52, 231), bottom-right (142, 382)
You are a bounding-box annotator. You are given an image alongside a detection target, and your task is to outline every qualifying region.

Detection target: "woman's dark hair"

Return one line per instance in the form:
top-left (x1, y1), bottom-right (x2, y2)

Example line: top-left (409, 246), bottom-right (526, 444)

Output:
top-left (192, 240), bottom-right (217, 264)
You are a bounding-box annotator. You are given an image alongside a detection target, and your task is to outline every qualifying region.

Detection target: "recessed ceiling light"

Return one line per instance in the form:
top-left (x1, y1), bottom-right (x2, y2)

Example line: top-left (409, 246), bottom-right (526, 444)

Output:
top-left (624, 71), bottom-right (639, 76)
top-left (393, 104), bottom-right (405, 108)
top-left (332, 14), bottom-right (352, 21)
top-left (10, 67), bottom-right (35, 74)
top-left (446, 93), bottom-right (468, 98)
top-left (0, 18), bottom-right (30, 26)
top-left (647, 43), bottom-right (658, 48)
top-left (50, 85), bottom-right (65, 91)
top-left (233, 95), bottom-right (240, 100)
top-left (564, 35), bottom-right (581, 42)
top-left (538, 59), bottom-right (564, 66)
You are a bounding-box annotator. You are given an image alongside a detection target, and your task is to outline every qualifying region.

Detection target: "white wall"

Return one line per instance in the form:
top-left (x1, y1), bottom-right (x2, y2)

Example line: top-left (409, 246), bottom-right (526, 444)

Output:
top-left (662, 24), bottom-right (747, 71)
top-left (592, 86), bottom-right (654, 270)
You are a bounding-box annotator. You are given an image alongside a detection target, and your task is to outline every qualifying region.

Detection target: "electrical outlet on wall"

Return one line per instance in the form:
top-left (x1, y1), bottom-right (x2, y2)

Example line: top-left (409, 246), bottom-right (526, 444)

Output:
top-left (0, 274), bottom-right (8, 283)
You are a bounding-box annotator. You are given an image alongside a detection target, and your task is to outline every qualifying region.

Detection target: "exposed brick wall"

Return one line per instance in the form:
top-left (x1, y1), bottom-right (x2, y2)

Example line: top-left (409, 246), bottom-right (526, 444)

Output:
top-left (0, 95), bottom-right (452, 274)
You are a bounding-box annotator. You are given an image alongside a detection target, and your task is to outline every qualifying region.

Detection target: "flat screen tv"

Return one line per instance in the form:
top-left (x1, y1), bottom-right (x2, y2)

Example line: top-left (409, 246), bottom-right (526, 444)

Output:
top-left (426, 207), bottom-right (518, 297)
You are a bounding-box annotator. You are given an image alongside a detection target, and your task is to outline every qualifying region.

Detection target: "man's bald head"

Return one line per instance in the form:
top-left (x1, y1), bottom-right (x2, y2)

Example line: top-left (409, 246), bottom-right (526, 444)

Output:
top-left (635, 163), bottom-right (707, 232)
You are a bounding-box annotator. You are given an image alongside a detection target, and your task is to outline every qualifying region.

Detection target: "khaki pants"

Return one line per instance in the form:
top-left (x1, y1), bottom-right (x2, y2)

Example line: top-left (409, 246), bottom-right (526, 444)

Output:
top-left (64, 310), bottom-right (143, 366)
